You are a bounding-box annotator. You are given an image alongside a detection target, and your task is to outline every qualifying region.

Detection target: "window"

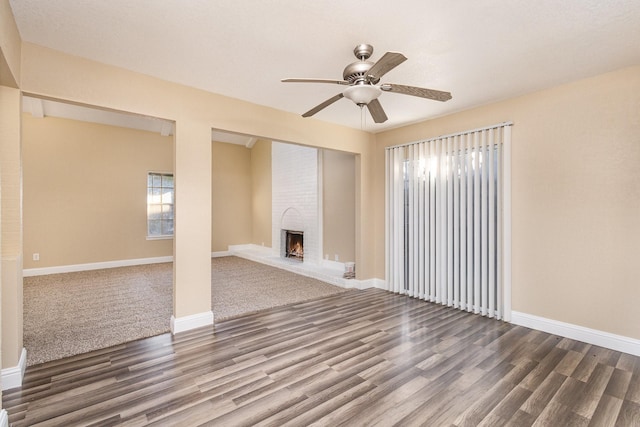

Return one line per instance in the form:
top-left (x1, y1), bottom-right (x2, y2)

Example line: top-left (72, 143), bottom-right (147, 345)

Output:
top-left (147, 172), bottom-right (174, 238)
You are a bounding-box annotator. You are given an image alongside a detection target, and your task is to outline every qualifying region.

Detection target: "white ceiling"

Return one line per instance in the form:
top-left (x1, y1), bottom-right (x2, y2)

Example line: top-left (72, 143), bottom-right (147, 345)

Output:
top-left (22, 95), bottom-right (258, 146)
top-left (22, 96), bottom-right (175, 135)
top-left (10, 0), bottom-right (640, 133)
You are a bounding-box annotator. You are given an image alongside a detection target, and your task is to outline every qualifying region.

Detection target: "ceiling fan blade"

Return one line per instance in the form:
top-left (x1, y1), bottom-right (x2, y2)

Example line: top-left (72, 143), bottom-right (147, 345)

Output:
top-left (366, 52), bottom-right (407, 81)
top-left (381, 83), bottom-right (452, 102)
top-left (366, 98), bottom-right (388, 123)
top-left (302, 93), bottom-right (344, 117)
top-left (282, 78), bottom-right (350, 86)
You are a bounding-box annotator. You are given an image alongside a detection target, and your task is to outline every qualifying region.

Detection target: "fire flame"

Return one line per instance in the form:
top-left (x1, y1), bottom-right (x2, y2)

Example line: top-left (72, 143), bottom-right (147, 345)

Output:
top-left (290, 241), bottom-right (303, 256)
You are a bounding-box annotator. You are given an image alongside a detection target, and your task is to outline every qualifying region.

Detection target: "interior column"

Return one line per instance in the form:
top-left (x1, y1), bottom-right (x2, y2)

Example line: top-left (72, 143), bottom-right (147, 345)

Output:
top-left (171, 118), bottom-right (213, 333)
top-left (355, 138), bottom-right (376, 280)
top-left (0, 85), bottom-right (25, 388)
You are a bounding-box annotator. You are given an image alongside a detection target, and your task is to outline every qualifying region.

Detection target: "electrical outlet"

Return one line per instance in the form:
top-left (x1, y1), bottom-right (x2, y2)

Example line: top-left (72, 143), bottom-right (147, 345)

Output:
top-left (33, 253), bottom-right (40, 261)
top-left (334, 254), bottom-right (339, 261)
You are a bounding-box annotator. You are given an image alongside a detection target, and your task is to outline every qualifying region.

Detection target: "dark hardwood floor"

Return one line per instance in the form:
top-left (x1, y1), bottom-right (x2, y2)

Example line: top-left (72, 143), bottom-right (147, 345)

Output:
top-left (3, 288), bottom-right (640, 426)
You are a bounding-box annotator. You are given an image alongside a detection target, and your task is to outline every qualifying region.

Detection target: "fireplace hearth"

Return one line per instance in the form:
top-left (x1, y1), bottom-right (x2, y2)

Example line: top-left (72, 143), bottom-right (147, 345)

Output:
top-left (283, 230), bottom-right (304, 261)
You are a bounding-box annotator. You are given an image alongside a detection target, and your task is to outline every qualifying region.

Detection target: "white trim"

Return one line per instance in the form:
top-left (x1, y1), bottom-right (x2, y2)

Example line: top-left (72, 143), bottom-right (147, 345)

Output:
top-left (342, 279), bottom-right (369, 290)
top-left (170, 311), bottom-right (214, 334)
top-left (146, 235), bottom-right (173, 241)
top-left (211, 251), bottom-right (231, 258)
top-left (354, 278), bottom-right (386, 290)
top-left (228, 243), bottom-right (264, 253)
top-left (1, 348), bottom-right (27, 391)
top-left (24, 95), bottom-right (44, 118)
top-left (160, 121), bottom-right (173, 137)
top-left (23, 256), bottom-right (173, 277)
top-left (511, 311), bottom-right (640, 357)
top-left (372, 278), bottom-right (388, 289)
top-left (0, 409), bottom-right (8, 427)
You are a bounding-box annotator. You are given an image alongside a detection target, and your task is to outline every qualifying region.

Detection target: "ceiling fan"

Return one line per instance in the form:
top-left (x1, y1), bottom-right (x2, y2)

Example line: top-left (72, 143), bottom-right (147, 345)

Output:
top-left (282, 44), bottom-right (452, 124)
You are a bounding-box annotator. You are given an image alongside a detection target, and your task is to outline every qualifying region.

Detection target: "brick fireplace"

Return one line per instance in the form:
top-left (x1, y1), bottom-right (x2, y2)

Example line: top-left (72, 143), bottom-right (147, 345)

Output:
top-left (272, 142), bottom-right (320, 264)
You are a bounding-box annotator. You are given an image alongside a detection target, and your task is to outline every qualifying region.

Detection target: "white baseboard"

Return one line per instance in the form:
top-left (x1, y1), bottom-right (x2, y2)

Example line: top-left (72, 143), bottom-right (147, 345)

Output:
top-left (1, 348), bottom-right (27, 391)
top-left (211, 251), bottom-right (231, 258)
top-left (0, 409), bottom-right (8, 427)
top-left (228, 243), bottom-right (260, 251)
top-left (170, 311), bottom-right (214, 334)
top-left (361, 284), bottom-right (639, 357)
top-left (362, 278), bottom-right (387, 290)
top-left (345, 278), bottom-right (385, 290)
top-left (511, 311), bottom-right (640, 357)
top-left (370, 278), bottom-right (388, 290)
top-left (23, 256), bottom-right (174, 277)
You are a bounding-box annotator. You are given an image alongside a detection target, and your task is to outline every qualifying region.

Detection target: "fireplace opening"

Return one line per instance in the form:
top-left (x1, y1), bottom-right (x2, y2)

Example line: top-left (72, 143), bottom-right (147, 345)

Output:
top-left (285, 230), bottom-right (304, 261)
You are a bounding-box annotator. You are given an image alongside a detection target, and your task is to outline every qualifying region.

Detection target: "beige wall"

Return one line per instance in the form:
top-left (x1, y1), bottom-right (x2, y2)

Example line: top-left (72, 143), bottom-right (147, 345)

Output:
top-left (9, 37), bottom-right (374, 321)
top-left (212, 141), bottom-right (252, 252)
top-left (7, 2), bottom-right (636, 360)
top-left (322, 149), bottom-right (356, 263)
top-left (250, 139), bottom-right (272, 247)
top-left (22, 120), bottom-right (262, 262)
top-left (376, 65), bottom-right (640, 340)
top-left (1, 85), bottom-right (23, 368)
top-left (1, 91), bottom-right (21, 259)
top-left (0, 0), bottom-right (22, 382)
top-left (22, 114), bottom-right (174, 269)
top-left (0, 0), bottom-right (20, 87)
top-left (18, 43), bottom-right (374, 293)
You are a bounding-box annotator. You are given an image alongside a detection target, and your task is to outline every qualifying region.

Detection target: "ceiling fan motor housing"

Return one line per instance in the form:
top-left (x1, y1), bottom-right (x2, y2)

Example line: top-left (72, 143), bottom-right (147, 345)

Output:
top-left (343, 61), bottom-right (378, 85)
top-left (343, 43), bottom-right (379, 85)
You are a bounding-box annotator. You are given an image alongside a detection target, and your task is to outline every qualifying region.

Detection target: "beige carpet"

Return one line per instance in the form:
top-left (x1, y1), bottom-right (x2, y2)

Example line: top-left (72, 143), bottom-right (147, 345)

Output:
top-left (23, 256), bottom-right (347, 366)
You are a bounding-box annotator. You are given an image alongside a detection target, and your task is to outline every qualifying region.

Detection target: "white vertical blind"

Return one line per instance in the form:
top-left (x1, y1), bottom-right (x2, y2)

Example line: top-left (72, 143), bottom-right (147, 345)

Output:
top-left (385, 123), bottom-right (512, 320)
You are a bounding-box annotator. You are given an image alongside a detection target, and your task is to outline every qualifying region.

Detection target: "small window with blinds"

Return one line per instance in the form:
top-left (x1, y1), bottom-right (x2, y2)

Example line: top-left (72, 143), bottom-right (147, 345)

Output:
top-left (147, 172), bottom-right (174, 238)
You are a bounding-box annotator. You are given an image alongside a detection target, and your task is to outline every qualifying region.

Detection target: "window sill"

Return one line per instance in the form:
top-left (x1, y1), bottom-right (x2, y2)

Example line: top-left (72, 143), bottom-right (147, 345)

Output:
top-left (146, 235), bottom-right (174, 241)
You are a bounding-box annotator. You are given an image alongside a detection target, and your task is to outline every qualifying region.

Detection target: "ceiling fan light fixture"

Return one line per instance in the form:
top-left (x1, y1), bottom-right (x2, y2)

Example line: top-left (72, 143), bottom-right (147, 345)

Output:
top-left (282, 44), bottom-right (452, 122)
top-left (343, 85), bottom-right (381, 106)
